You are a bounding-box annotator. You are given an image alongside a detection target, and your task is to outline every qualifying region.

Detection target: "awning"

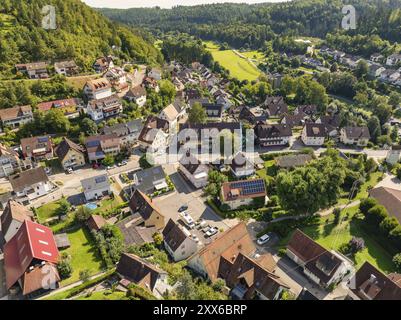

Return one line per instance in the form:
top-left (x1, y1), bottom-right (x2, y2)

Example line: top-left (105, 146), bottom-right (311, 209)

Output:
top-left (154, 181), bottom-right (168, 190)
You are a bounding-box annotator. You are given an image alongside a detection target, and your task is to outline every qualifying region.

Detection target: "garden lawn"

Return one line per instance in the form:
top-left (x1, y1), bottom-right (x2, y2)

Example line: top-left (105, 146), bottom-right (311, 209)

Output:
top-left (36, 201), bottom-right (62, 223)
top-left (91, 197), bottom-right (123, 216)
top-left (75, 290), bottom-right (128, 300)
top-left (204, 41), bottom-right (262, 81)
top-left (277, 207), bottom-right (396, 273)
top-left (256, 160), bottom-right (277, 180)
top-left (59, 227), bottom-right (104, 286)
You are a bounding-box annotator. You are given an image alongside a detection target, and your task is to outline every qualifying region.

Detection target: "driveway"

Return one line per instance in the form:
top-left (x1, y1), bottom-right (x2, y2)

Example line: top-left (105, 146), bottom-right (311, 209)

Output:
top-left (153, 165), bottom-right (238, 233)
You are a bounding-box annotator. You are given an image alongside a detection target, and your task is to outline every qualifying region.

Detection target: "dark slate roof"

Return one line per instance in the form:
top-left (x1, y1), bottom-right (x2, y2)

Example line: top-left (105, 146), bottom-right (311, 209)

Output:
top-left (162, 219), bottom-right (188, 252)
top-left (116, 253), bottom-right (166, 291)
top-left (116, 214), bottom-right (156, 246)
top-left (129, 189), bottom-right (162, 221)
top-left (101, 119), bottom-right (143, 137)
top-left (138, 116), bottom-right (169, 144)
top-left (254, 123), bottom-right (292, 139)
top-left (0, 200), bottom-right (33, 237)
top-left (264, 96), bottom-right (288, 117)
top-left (55, 137), bottom-right (85, 161)
top-left (9, 167), bottom-right (49, 192)
top-left (296, 105), bottom-right (317, 116)
top-left (304, 123), bottom-right (327, 137)
top-left (287, 229), bottom-right (343, 286)
top-left (343, 126), bottom-right (371, 140)
top-left (350, 262), bottom-right (401, 300)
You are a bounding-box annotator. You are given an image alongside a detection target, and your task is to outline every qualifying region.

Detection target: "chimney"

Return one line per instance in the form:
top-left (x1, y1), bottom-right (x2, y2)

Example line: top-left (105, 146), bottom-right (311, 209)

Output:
top-left (369, 274), bottom-right (377, 284)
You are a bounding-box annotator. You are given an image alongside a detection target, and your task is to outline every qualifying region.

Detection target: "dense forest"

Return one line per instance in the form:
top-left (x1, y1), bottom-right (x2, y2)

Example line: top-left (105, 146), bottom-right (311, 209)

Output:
top-left (0, 0), bottom-right (162, 79)
top-left (100, 0), bottom-right (401, 50)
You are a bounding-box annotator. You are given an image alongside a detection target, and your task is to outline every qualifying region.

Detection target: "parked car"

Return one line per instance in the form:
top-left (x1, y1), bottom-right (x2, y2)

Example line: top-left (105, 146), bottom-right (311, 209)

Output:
top-left (66, 167), bottom-right (73, 174)
top-left (180, 211), bottom-right (195, 229)
top-left (121, 160), bottom-right (128, 166)
top-left (178, 205), bottom-right (188, 212)
top-left (44, 167), bottom-right (51, 175)
top-left (257, 234), bottom-right (270, 245)
top-left (202, 226), bottom-right (211, 233)
top-left (205, 227), bottom-right (218, 237)
top-left (197, 220), bottom-right (207, 230)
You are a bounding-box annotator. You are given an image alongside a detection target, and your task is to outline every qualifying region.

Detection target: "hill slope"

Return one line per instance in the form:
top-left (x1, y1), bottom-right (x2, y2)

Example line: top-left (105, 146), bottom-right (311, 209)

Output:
top-left (0, 0), bottom-right (162, 79)
top-left (100, 0), bottom-right (401, 48)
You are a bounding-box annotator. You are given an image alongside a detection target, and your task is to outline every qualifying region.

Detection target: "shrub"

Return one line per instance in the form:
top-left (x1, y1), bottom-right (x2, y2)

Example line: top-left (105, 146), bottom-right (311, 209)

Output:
top-left (359, 198), bottom-right (378, 216)
top-left (393, 253), bottom-right (401, 271)
top-left (57, 257), bottom-right (73, 279)
top-left (366, 205), bottom-right (388, 225)
top-left (333, 208), bottom-right (341, 225)
top-left (79, 269), bottom-right (91, 283)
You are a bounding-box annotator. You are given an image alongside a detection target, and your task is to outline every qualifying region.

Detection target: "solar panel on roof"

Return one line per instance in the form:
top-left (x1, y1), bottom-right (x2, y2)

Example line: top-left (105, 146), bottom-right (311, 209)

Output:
top-left (38, 137), bottom-right (48, 143)
top-left (231, 180), bottom-right (265, 196)
top-left (86, 140), bottom-right (100, 147)
top-left (95, 176), bottom-right (107, 184)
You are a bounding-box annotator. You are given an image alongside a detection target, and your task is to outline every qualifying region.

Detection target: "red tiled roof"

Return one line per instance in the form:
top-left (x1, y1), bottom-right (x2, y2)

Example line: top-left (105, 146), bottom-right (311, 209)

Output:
top-left (4, 220), bottom-right (60, 290)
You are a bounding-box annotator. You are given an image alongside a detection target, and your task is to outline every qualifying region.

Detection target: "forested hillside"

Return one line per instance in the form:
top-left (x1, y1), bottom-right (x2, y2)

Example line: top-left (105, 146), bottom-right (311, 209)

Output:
top-left (100, 0), bottom-right (401, 49)
top-left (0, 0), bottom-right (162, 78)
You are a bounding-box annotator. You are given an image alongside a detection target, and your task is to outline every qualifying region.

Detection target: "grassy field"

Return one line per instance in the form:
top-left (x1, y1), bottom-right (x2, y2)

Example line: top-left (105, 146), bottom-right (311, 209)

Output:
top-left (204, 41), bottom-right (263, 81)
top-left (59, 227), bottom-right (104, 286)
top-left (75, 290), bottom-right (128, 300)
top-left (277, 206), bottom-right (396, 273)
top-left (36, 201), bottom-right (62, 223)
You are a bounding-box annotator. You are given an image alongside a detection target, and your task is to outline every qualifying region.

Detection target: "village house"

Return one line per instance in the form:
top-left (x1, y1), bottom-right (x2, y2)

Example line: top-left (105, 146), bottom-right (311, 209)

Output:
top-left (263, 96), bottom-right (288, 118)
top-left (369, 64), bottom-right (386, 78)
top-left (124, 85), bottom-right (147, 107)
top-left (187, 222), bottom-right (289, 300)
top-left (238, 106), bottom-right (267, 124)
top-left (0, 200), bottom-right (34, 243)
top-left (220, 179), bottom-right (267, 210)
top-left (347, 262), bottom-right (401, 300)
top-left (178, 153), bottom-right (209, 189)
top-left (178, 122), bottom-right (242, 163)
top-left (85, 134), bottom-right (121, 163)
top-left (93, 56), bottom-right (114, 73)
top-left (370, 53), bottom-right (384, 63)
top-left (129, 189), bottom-right (165, 230)
top-left (340, 126), bottom-right (371, 146)
top-left (172, 77), bottom-right (185, 92)
top-left (87, 94), bottom-right (123, 121)
top-left (3, 220), bottom-right (60, 297)
top-left (0, 143), bottom-right (26, 178)
top-left (301, 123), bottom-right (327, 146)
top-left (83, 78), bottom-right (112, 100)
top-left (116, 253), bottom-right (169, 298)
top-left (9, 167), bottom-right (54, 202)
top-left (229, 152), bottom-right (255, 178)
top-left (0, 105), bottom-right (33, 130)
top-left (36, 98), bottom-right (84, 119)
top-left (20, 136), bottom-right (53, 162)
top-left (369, 186), bottom-right (401, 224)
top-left (163, 219), bottom-right (199, 262)
top-left (254, 123), bottom-right (293, 147)
top-left (286, 229), bottom-right (352, 288)
top-left (280, 112), bottom-right (308, 128)
top-left (55, 137), bottom-right (86, 170)
top-left (380, 69), bottom-right (401, 83)
top-left (116, 214), bottom-right (157, 247)
top-left (294, 105), bottom-right (318, 118)
top-left (54, 60), bottom-right (79, 76)
top-left (316, 114), bottom-right (341, 137)
top-left (138, 116), bottom-right (170, 156)
top-left (104, 67), bottom-right (128, 91)
top-left (159, 103), bottom-right (181, 134)
top-left (386, 53), bottom-right (401, 66)
top-left (148, 68), bottom-right (162, 81)
top-left (202, 103), bottom-right (224, 121)
top-left (143, 77), bottom-right (160, 92)
top-left (101, 119), bottom-right (143, 146)
top-left (122, 166), bottom-right (168, 200)
top-left (81, 174), bottom-right (111, 201)
top-left (15, 61), bottom-right (49, 79)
